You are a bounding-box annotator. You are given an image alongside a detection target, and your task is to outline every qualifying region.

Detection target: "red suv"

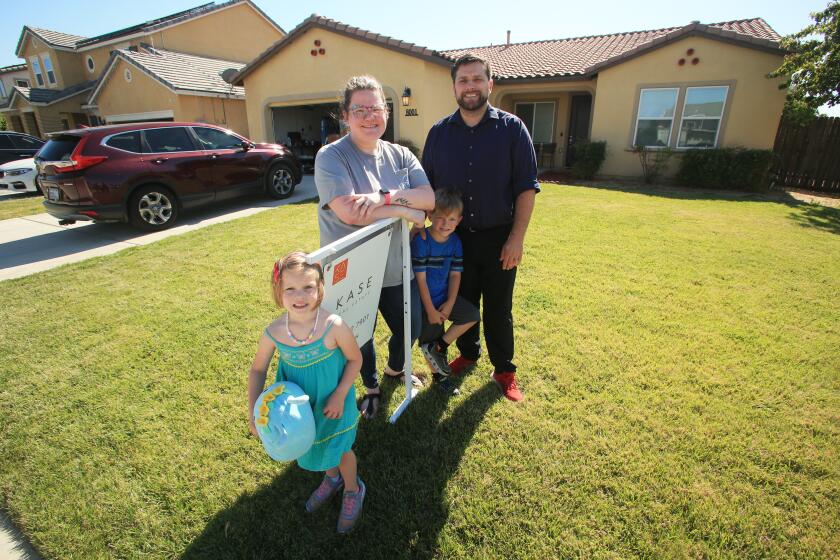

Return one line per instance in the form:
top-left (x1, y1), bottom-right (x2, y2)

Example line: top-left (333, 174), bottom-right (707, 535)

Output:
top-left (36, 122), bottom-right (302, 230)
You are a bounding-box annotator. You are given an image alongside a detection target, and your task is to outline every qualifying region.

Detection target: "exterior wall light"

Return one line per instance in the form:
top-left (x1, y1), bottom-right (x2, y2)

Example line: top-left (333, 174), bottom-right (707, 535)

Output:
top-left (402, 87), bottom-right (411, 107)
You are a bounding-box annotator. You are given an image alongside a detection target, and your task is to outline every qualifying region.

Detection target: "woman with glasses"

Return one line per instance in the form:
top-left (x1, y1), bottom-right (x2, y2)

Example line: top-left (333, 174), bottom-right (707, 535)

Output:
top-left (315, 75), bottom-right (435, 419)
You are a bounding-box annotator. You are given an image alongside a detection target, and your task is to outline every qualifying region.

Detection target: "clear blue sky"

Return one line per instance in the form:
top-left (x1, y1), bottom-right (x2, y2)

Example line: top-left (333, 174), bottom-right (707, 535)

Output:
top-left (3, 0), bottom-right (836, 114)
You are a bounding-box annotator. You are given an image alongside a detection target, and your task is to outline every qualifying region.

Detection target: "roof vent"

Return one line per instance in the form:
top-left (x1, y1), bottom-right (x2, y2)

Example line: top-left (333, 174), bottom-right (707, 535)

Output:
top-left (142, 44), bottom-right (160, 55)
top-left (691, 20), bottom-right (700, 24)
top-left (220, 68), bottom-right (238, 84)
top-left (506, 30), bottom-right (511, 46)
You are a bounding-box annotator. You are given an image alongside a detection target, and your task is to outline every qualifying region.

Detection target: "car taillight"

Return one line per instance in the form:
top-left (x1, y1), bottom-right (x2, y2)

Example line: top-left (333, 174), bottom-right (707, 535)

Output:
top-left (54, 136), bottom-right (107, 173)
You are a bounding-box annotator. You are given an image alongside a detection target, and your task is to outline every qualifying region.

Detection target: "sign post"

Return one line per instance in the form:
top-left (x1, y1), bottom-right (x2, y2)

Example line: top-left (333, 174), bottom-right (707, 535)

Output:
top-left (306, 217), bottom-right (417, 423)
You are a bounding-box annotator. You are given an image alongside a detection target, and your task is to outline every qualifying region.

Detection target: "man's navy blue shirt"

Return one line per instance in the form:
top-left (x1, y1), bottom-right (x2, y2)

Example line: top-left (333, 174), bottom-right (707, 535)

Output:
top-left (422, 105), bottom-right (539, 232)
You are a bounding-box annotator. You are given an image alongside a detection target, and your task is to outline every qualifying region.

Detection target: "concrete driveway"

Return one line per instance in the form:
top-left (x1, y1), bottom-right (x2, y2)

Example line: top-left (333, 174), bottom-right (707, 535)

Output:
top-left (0, 175), bottom-right (317, 281)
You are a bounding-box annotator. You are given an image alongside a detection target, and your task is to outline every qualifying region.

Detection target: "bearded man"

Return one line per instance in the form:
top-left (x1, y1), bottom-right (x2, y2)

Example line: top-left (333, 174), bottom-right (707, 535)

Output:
top-left (421, 54), bottom-right (539, 402)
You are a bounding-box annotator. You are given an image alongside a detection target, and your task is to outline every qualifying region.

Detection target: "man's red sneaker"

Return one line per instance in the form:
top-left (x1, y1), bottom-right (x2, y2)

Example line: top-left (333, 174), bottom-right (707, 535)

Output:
top-left (449, 355), bottom-right (477, 377)
top-left (492, 371), bottom-right (523, 402)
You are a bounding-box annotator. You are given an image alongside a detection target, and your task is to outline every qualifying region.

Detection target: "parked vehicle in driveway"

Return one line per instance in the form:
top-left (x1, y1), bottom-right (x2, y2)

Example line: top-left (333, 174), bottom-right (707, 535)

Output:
top-left (0, 157), bottom-right (37, 193)
top-left (0, 132), bottom-right (44, 165)
top-left (35, 122), bottom-right (302, 230)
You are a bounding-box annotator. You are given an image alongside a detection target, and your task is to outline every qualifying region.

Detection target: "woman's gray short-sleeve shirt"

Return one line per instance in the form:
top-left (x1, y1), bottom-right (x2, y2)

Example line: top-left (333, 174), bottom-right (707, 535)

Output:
top-left (314, 135), bottom-right (429, 287)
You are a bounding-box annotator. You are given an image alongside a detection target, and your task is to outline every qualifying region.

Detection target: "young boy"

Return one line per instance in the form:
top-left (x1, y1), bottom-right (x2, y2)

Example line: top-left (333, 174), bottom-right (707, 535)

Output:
top-left (411, 189), bottom-right (480, 395)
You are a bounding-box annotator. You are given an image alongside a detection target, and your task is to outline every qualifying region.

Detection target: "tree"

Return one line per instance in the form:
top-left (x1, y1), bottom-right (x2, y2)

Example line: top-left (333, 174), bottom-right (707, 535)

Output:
top-left (781, 96), bottom-right (819, 126)
top-left (771, 1), bottom-right (840, 110)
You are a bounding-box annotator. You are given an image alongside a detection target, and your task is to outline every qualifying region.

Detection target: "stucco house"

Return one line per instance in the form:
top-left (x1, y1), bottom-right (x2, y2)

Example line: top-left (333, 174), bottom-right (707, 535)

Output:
top-left (0, 63), bottom-right (29, 107)
top-left (232, 15), bottom-right (786, 178)
top-left (1, 0), bottom-right (284, 137)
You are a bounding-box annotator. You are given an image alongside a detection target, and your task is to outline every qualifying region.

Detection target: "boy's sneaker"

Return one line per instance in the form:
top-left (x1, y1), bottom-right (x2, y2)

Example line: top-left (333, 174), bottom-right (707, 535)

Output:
top-left (305, 473), bottom-right (343, 512)
top-left (337, 478), bottom-right (366, 534)
top-left (433, 373), bottom-right (460, 396)
top-left (449, 355), bottom-right (477, 377)
top-left (492, 371), bottom-right (523, 402)
top-left (421, 342), bottom-right (451, 376)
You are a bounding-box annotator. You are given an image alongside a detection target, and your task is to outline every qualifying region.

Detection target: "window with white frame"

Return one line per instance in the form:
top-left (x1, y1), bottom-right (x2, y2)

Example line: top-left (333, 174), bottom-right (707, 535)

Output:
top-left (0, 81), bottom-right (6, 98)
top-left (30, 57), bottom-right (44, 87)
top-left (86, 56), bottom-right (95, 73)
top-left (515, 102), bottom-right (555, 144)
top-left (633, 88), bottom-right (678, 147)
top-left (42, 54), bottom-right (56, 85)
top-left (677, 86), bottom-right (728, 148)
top-left (15, 79), bottom-right (29, 87)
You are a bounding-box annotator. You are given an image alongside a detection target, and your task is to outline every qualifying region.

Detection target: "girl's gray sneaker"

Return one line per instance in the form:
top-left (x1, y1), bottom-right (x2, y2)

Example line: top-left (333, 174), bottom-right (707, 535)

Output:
top-left (306, 473), bottom-right (343, 512)
top-left (337, 478), bottom-right (366, 534)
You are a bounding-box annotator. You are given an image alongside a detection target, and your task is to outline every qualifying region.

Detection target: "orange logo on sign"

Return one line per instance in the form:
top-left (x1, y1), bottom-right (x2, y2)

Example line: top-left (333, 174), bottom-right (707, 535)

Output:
top-left (333, 259), bottom-right (348, 285)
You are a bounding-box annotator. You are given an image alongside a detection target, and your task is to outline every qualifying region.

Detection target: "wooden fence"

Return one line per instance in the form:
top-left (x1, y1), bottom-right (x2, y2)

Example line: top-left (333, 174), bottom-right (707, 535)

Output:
top-left (773, 116), bottom-right (840, 193)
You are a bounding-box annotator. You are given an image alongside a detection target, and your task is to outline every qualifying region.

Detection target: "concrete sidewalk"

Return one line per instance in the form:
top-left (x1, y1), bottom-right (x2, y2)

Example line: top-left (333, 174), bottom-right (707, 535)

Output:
top-left (0, 176), bottom-right (316, 281)
top-left (0, 513), bottom-right (40, 560)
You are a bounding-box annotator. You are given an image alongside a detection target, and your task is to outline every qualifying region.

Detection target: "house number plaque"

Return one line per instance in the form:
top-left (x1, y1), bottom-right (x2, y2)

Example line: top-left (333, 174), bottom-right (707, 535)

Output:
top-left (404, 108), bottom-right (419, 117)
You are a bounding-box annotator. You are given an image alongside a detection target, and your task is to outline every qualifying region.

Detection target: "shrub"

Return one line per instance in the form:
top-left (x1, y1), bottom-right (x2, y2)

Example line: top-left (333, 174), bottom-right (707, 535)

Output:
top-left (571, 140), bottom-right (607, 179)
top-left (395, 138), bottom-right (421, 157)
top-left (676, 148), bottom-right (776, 191)
top-left (631, 145), bottom-right (673, 184)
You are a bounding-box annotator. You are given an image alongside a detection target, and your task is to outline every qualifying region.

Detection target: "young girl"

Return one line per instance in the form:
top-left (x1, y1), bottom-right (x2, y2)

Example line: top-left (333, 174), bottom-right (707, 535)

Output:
top-left (248, 251), bottom-right (365, 534)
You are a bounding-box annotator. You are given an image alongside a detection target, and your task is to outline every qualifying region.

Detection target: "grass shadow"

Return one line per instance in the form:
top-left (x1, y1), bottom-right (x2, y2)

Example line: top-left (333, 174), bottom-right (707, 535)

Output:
top-left (786, 203), bottom-right (840, 235)
top-left (181, 382), bottom-right (499, 559)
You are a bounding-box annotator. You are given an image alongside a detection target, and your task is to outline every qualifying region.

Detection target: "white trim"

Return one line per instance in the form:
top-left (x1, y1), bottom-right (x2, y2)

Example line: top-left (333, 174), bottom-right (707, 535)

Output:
top-left (632, 87), bottom-right (679, 148)
top-left (86, 55), bottom-right (95, 74)
top-left (29, 56), bottom-right (44, 87)
top-left (173, 88), bottom-right (245, 100)
top-left (105, 109), bottom-right (174, 123)
top-left (41, 53), bottom-right (57, 87)
top-left (676, 85), bottom-right (729, 149)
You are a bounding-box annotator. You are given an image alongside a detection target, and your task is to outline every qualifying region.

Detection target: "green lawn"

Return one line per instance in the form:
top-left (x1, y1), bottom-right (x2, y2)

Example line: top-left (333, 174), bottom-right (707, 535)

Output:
top-left (1, 185), bottom-right (838, 559)
top-left (0, 194), bottom-right (45, 220)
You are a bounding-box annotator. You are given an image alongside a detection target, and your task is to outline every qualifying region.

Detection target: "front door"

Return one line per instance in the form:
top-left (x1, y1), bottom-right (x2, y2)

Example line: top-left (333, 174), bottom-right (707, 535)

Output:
top-left (384, 101), bottom-right (395, 143)
top-left (566, 95), bottom-right (592, 167)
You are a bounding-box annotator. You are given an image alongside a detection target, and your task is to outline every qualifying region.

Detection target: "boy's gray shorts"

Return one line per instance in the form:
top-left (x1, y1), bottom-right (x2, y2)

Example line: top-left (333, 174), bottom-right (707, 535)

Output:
top-left (419, 295), bottom-right (480, 343)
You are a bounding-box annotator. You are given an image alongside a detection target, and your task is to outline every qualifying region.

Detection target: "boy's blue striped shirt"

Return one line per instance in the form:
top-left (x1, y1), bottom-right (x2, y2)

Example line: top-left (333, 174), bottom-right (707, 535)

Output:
top-left (410, 228), bottom-right (463, 307)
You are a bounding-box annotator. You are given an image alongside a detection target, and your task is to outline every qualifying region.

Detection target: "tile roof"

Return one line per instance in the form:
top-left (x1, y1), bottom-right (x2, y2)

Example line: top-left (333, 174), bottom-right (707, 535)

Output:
top-left (442, 18), bottom-right (782, 80)
top-left (17, 1), bottom-right (283, 55)
top-left (0, 63), bottom-right (27, 74)
top-left (233, 16), bottom-right (782, 86)
top-left (1, 81), bottom-right (95, 109)
top-left (90, 47), bottom-right (245, 102)
top-left (231, 14), bottom-right (447, 86)
top-left (25, 27), bottom-right (89, 49)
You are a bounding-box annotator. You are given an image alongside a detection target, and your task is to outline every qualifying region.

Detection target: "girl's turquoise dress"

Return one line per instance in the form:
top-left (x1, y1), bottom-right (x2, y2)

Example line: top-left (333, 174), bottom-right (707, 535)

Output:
top-left (265, 320), bottom-right (358, 471)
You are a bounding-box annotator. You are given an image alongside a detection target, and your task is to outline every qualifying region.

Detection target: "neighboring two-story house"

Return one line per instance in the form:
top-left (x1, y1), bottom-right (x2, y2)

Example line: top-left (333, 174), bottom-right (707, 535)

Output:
top-left (0, 63), bottom-right (30, 118)
top-left (1, 0), bottom-right (284, 138)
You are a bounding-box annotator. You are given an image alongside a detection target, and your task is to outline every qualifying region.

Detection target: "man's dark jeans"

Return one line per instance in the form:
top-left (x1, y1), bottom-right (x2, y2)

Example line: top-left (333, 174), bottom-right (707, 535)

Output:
top-left (456, 225), bottom-right (517, 373)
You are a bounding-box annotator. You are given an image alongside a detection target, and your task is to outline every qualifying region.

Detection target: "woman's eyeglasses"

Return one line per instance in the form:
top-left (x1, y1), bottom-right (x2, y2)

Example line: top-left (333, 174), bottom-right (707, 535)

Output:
top-left (349, 104), bottom-right (387, 119)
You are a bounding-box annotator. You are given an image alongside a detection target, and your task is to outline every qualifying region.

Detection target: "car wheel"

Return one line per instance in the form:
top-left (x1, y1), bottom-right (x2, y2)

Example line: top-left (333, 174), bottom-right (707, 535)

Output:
top-left (129, 185), bottom-right (178, 231)
top-left (266, 162), bottom-right (296, 199)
